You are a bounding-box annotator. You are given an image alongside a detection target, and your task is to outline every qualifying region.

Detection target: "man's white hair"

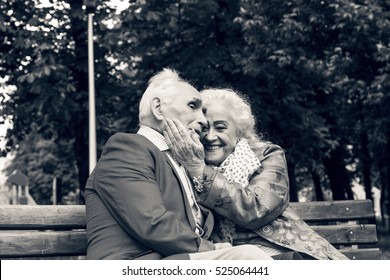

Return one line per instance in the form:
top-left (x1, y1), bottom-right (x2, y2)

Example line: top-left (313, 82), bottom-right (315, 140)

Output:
top-left (139, 68), bottom-right (187, 125)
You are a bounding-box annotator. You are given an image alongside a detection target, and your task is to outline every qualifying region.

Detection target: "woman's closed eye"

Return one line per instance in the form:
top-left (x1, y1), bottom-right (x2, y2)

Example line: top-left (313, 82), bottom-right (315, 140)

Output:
top-left (215, 125), bottom-right (227, 132)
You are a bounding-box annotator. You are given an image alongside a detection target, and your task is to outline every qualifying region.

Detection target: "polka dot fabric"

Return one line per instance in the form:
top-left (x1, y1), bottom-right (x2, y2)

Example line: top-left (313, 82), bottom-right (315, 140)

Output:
top-left (216, 138), bottom-right (261, 188)
top-left (213, 138), bottom-right (261, 244)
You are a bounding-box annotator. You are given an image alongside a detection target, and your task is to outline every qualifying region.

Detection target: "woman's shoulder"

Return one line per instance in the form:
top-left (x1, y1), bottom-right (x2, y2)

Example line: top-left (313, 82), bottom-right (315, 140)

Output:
top-left (253, 140), bottom-right (286, 159)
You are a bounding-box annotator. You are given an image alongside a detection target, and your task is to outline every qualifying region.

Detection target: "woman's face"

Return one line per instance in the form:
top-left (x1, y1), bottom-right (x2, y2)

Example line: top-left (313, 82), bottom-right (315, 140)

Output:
top-left (200, 102), bottom-right (240, 166)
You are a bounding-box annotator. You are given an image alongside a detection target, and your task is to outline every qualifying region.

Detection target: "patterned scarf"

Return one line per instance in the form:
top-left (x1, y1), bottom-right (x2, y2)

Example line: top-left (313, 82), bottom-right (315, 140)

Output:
top-left (215, 138), bottom-right (261, 188)
top-left (213, 138), bottom-right (261, 243)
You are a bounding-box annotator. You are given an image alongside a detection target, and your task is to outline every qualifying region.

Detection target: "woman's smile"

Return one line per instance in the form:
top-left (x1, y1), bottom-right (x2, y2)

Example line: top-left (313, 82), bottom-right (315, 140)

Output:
top-left (204, 144), bottom-right (223, 151)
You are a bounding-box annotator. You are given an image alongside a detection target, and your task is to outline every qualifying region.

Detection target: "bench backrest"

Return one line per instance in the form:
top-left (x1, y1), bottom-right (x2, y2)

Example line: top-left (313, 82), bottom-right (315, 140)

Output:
top-left (0, 200), bottom-right (380, 259)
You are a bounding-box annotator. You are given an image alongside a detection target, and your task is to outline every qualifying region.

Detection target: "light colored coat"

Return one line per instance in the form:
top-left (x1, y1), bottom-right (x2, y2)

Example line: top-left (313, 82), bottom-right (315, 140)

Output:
top-left (198, 142), bottom-right (348, 260)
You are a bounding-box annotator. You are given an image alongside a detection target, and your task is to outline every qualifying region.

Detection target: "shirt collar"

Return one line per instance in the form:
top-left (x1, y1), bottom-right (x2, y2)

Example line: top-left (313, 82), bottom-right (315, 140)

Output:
top-left (137, 125), bottom-right (169, 151)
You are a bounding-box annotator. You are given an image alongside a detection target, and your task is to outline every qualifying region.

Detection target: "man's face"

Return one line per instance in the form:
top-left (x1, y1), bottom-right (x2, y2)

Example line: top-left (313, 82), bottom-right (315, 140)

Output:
top-left (160, 84), bottom-right (207, 134)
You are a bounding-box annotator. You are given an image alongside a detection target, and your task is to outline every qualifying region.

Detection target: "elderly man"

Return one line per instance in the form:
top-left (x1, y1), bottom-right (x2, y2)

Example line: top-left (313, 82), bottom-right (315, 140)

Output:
top-left (84, 68), bottom-right (270, 260)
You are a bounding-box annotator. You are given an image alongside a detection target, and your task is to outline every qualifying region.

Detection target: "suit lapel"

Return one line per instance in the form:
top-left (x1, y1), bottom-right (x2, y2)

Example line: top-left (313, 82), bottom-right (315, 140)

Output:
top-left (163, 152), bottom-right (197, 230)
top-left (199, 205), bottom-right (214, 239)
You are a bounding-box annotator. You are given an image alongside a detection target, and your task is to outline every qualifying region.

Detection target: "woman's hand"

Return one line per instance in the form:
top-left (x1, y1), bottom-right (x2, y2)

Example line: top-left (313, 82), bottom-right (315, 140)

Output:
top-left (214, 242), bottom-right (232, 250)
top-left (163, 118), bottom-right (206, 178)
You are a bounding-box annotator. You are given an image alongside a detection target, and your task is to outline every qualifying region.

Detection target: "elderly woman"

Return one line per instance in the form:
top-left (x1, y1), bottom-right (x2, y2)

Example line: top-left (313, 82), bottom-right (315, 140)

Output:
top-left (164, 88), bottom-right (348, 260)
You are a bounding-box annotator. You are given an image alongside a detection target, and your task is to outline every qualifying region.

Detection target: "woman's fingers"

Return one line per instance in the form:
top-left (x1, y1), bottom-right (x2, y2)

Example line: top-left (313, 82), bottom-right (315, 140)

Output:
top-left (164, 118), bottom-right (190, 156)
top-left (190, 128), bottom-right (201, 145)
top-left (163, 131), bottom-right (173, 149)
top-left (164, 118), bottom-right (205, 163)
top-left (165, 118), bottom-right (195, 149)
top-left (166, 118), bottom-right (185, 143)
top-left (164, 119), bottom-right (176, 145)
top-left (190, 129), bottom-right (205, 158)
top-left (172, 118), bottom-right (192, 142)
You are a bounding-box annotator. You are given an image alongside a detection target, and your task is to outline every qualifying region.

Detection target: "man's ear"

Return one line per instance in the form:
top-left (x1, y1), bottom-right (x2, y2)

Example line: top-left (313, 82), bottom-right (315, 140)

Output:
top-left (151, 97), bottom-right (164, 120)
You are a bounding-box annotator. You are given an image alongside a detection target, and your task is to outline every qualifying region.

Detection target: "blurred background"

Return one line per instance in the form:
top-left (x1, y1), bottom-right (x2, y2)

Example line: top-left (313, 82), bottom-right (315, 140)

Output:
top-left (0, 0), bottom-right (389, 256)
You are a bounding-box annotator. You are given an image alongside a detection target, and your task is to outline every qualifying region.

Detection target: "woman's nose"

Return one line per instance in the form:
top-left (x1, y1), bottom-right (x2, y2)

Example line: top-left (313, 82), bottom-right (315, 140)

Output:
top-left (205, 129), bottom-right (217, 141)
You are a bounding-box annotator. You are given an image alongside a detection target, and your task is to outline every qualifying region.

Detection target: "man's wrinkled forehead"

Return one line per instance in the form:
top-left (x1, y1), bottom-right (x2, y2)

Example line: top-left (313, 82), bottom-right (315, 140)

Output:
top-left (174, 83), bottom-right (203, 103)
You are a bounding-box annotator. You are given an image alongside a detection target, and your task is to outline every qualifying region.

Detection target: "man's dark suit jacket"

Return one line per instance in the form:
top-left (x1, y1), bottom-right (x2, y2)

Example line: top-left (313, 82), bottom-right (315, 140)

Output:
top-left (85, 132), bottom-right (215, 259)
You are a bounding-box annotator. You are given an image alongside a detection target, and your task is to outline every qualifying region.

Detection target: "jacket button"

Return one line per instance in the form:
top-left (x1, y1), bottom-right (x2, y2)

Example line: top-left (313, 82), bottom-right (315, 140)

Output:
top-left (262, 225), bottom-right (271, 233)
top-left (215, 199), bottom-right (223, 206)
top-left (281, 239), bottom-right (290, 245)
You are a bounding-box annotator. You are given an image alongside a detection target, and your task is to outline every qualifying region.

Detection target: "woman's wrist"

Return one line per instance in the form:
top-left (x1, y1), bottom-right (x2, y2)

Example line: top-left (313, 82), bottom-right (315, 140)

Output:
top-left (192, 174), bottom-right (204, 192)
top-left (187, 162), bottom-right (205, 178)
top-left (188, 164), bottom-right (206, 192)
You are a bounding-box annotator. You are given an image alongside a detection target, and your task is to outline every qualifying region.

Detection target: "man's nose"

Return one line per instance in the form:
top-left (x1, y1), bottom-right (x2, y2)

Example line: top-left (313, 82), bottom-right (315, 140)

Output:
top-left (196, 111), bottom-right (207, 128)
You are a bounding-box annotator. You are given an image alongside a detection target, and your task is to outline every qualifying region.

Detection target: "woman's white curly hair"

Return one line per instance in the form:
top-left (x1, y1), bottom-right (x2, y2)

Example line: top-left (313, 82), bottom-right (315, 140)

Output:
top-left (200, 88), bottom-right (263, 151)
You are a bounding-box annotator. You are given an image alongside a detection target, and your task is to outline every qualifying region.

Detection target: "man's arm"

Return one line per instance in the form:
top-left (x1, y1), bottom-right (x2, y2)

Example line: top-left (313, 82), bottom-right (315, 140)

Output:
top-left (93, 133), bottom-right (215, 256)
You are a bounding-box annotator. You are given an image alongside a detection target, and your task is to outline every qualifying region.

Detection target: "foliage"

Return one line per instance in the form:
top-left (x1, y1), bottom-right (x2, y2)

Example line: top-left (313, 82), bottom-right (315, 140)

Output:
top-left (232, 0), bottom-right (390, 200)
top-left (1, 0), bottom-right (389, 206)
top-left (4, 124), bottom-right (78, 204)
top-left (0, 0), bottom-right (127, 202)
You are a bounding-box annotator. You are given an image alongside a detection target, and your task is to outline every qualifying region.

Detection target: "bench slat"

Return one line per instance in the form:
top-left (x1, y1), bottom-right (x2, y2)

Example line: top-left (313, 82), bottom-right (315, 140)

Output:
top-left (290, 200), bottom-right (375, 222)
top-left (311, 224), bottom-right (378, 244)
top-left (340, 248), bottom-right (382, 260)
top-left (0, 200), bottom-right (375, 229)
top-left (0, 224), bottom-right (378, 258)
top-left (0, 200), bottom-right (380, 259)
top-left (302, 248), bottom-right (381, 260)
top-left (0, 231), bottom-right (87, 257)
top-left (0, 205), bottom-right (86, 229)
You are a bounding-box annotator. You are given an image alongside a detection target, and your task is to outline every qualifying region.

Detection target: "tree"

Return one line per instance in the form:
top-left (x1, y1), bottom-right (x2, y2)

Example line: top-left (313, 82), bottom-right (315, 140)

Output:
top-left (233, 0), bottom-right (390, 202)
top-left (4, 124), bottom-right (79, 204)
top-left (1, 0), bottom-right (389, 209)
top-left (323, 0), bottom-right (390, 202)
top-left (0, 0), bottom-right (122, 202)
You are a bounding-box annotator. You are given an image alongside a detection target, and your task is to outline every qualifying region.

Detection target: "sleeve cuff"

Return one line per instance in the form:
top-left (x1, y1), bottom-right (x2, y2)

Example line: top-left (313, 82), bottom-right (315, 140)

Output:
top-left (195, 166), bottom-right (226, 209)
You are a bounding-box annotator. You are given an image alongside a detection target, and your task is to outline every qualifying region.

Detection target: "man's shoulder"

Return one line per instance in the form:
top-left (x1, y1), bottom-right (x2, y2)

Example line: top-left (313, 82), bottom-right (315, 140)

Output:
top-left (105, 132), bottom-right (157, 151)
top-left (108, 132), bottom-right (144, 141)
top-left (107, 132), bottom-right (149, 140)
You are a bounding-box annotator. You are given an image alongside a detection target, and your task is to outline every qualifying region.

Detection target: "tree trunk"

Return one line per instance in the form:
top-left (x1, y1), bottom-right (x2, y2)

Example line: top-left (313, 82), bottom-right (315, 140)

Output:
top-left (69, 0), bottom-right (90, 203)
top-left (323, 145), bottom-right (351, 200)
top-left (74, 126), bottom-right (89, 204)
top-left (385, 126), bottom-right (390, 231)
top-left (288, 162), bottom-right (299, 202)
top-left (311, 169), bottom-right (324, 201)
top-left (379, 167), bottom-right (388, 232)
top-left (361, 132), bottom-right (373, 201)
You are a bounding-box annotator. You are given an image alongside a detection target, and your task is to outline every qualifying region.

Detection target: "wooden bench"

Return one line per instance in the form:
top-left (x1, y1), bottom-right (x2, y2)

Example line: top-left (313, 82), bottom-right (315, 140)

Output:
top-left (0, 199), bottom-right (381, 260)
